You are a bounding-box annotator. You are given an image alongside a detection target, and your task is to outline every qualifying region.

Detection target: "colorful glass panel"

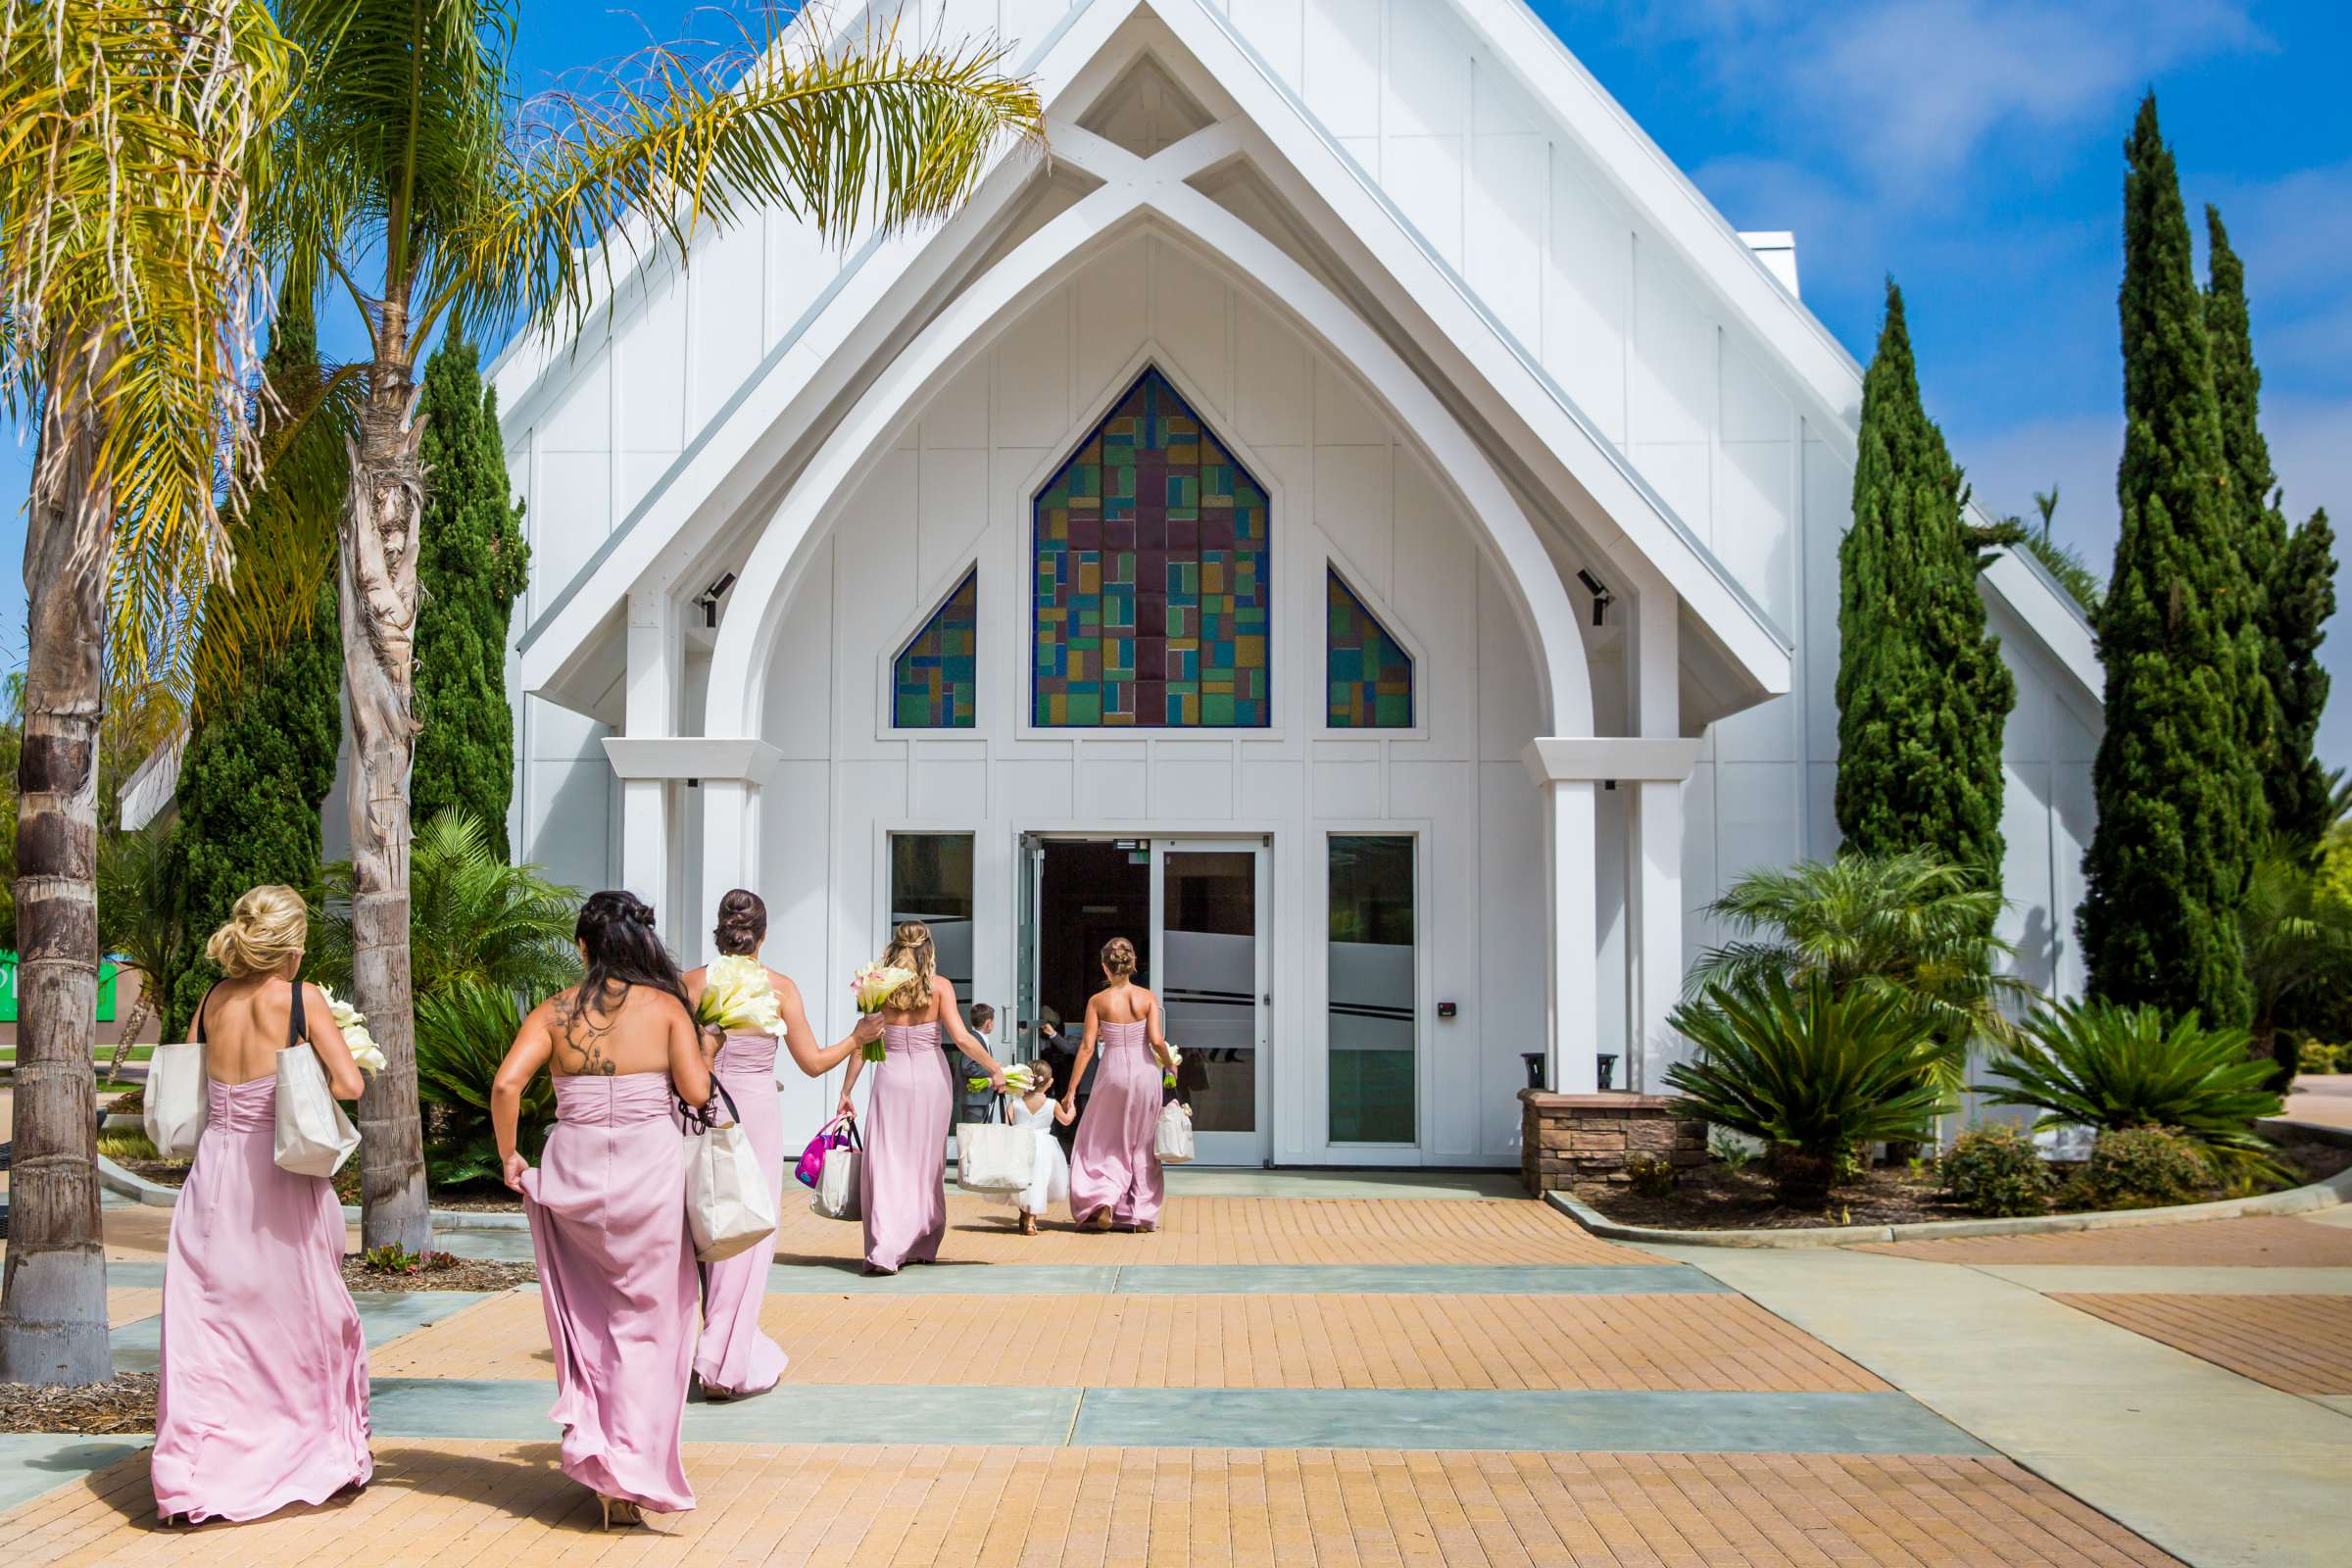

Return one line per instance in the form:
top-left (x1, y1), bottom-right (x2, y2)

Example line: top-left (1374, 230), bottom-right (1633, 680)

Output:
top-left (892, 567), bottom-right (978, 728)
top-left (1326, 569), bottom-right (1414, 728)
top-left (1033, 368), bottom-right (1271, 727)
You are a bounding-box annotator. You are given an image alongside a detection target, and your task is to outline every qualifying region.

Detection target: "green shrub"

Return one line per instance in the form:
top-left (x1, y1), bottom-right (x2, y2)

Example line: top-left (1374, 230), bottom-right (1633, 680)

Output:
top-left (1938, 1126), bottom-right (2051, 1217)
top-left (2298, 1039), bottom-right (2344, 1075)
top-left (1624, 1155), bottom-right (1678, 1198)
top-left (2061, 1126), bottom-right (2213, 1210)
top-left (96, 1131), bottom-right (164, 1164)
top-left (1666, 970), bottom-right (1945, 1206)
top-left (415, 979), bottom-right (553, 1187)
top-left (1975, 1000), bottom-right (2285, 1180)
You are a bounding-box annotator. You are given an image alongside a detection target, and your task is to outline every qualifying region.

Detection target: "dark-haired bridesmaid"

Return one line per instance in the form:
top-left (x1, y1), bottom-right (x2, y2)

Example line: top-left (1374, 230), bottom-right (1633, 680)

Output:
top-left (681, 889), bottom-right (881, 1398)
top-left (492, 891), bottom-right (711, 1528)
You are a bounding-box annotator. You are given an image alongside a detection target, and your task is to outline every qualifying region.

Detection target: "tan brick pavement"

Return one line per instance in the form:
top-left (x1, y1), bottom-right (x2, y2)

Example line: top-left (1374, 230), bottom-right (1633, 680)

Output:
top-left (2049, 1293), bottom-right (2352, 1395)
top-left (0, 1441), bottom-right (2181, 1567)
top-left (368, 1289), bottom-right (1890, 1393)
top-left (1863, 1214), bottom-right (2352, 1267)
top-left (770, 1194), bottom-right (1657, 1266)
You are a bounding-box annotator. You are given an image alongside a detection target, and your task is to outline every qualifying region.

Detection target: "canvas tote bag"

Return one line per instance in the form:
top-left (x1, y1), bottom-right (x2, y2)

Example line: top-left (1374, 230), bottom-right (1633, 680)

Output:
top-left (275, 983), bottom-right (361, 1178)
top-left (956, 1096), bottom-right (1036, 1194)
top-left (1154, 1100), bottom-right (1196, 1165)
top-left (144, 984), bottom-right (214, 1159)
top-left (683, 1081), bottom-right (778, 1262)
top-left (812, 1117), bottom-right (862, 1220)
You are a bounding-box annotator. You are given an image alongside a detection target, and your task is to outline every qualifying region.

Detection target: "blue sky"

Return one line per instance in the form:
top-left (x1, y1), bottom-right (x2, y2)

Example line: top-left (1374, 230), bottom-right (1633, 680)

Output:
top-left (5, 0), bottom-right (2349, 760)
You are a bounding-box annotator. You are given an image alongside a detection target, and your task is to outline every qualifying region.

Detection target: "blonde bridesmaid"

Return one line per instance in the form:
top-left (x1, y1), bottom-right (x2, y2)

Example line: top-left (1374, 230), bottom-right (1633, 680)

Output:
top-left (838, 922), bottom-right (1005, 1274)
top-left (681, 889), bottom-right (881, 1397)
top-left (1064, 938), bottom-right (1176, 1232)
top-left (492, 891), bottom-right (710, 1528)
top-left (151, 886), bottom-right (371, 1524)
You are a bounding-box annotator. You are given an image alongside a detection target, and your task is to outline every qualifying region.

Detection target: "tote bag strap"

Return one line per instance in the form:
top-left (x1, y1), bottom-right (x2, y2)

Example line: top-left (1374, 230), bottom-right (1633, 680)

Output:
top-left (192, 982), bottom-right (221, 1044)
top-left (286, 977), bottom-right (309, 1047)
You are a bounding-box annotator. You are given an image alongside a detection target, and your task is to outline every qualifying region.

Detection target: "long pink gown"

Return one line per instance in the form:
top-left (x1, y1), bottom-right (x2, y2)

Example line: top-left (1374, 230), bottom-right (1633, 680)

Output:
top-left (521, 1072), bottom-right (696, 1513)
top-left (695, 1030), bottom-right (786, 1395)
top-left (1069, 1020), bottom-right (1164, 1228)
top-left (152, 1075), bottom-right (371, 1522)
top-left (858, 1021), bottom-right (950, 1272)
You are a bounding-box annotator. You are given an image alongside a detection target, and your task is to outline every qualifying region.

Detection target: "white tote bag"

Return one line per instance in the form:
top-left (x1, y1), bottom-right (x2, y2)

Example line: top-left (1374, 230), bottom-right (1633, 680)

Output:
top-left (1154, 1100), bottom-right (1195, 1165)
top-left (144, 1041), bottom-right (210, 1158)
top-left (274, 1042), bottom-right (362, 1178)
top-left (684, 1083), bottom-right (778, 1262)
top-left (956, 1099), bottom-right (1037, 1194)
top-left (812, 1122), bottom-right (862, 1221)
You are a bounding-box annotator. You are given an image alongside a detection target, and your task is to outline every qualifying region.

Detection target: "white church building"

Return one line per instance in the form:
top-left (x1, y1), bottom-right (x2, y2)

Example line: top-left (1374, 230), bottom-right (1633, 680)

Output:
top-left (489, 0), bottom-right (2103, 1167)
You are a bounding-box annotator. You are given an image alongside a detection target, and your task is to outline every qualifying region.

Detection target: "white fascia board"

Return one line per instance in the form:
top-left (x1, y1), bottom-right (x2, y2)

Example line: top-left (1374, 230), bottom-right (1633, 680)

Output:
top-left (1982, 539), bottom-right (2101, 704)
top-left (1456, 0), bottom-right (2088, 702)
top-left (513, 2), bottom-right (1129, 697)
top-left (1165, 1), bottom-right (1790, 702)
top-left (602, 736), bottom-right (781, 784)
top-left (1522, 737), bottom-right (1704, 787)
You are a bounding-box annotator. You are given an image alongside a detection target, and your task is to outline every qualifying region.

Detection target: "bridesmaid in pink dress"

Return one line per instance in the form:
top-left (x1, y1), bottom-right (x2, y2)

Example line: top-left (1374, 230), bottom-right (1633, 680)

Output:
top-left (1064, 938), bottom-right (1178, 1232)
top-left (152, 885), bottom-right (371, 1524)
top-left (492, 891), bottom-right (713, 1529)
top-left (680, 889), bottom-right (881, 1396)
top-left (836, 922), bottom-right (1006, 1274)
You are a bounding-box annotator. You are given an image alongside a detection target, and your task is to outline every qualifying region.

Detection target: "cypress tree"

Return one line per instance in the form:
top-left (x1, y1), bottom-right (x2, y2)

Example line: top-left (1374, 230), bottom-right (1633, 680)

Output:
top-left (2205, 206), bottom-right (2335, 847)
top-left (1835, 280), bottom-right (2016, 888)
top-left (2079, 95), bottom-right (2260, 1026)
top-left (169, 292), bottom-right (344, 1036)
top-left (411, 338), bottom-right (528, 857)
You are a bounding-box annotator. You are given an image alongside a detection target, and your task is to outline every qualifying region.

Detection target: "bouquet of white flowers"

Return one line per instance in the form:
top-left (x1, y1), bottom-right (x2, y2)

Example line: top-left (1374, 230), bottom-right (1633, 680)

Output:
top-left (967, 1063), bottom-right (1036, 1096)
top-left (697, 954), bottom-right (788, 1038)
top-left (319, 985), bottom-right (386, 1074)
top-left (851, 962), bottom-right (917, 1060)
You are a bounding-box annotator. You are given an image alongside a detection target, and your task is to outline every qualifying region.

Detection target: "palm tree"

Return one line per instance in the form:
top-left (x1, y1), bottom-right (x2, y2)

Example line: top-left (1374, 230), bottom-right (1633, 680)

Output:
top-left (0, 0), bottom-right (296, 1385)
top-left (2240, 838), bottom-right (2352, 1091)
top-left (95, 821), bottom-right (195, 1081)
top-left (1686, 850), bottom-right (2037, 1091)
top-left (214, 3), bottom-right (1046, 1250)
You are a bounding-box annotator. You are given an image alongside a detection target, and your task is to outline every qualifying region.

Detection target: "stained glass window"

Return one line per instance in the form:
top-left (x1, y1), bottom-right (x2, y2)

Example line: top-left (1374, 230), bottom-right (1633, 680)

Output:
top-left (1033, 368), bottom-right (1271, 727)
top-left (892, 567), bottom-right (978, 728)
top-left (1326, 568), bottom-right (1414, 727)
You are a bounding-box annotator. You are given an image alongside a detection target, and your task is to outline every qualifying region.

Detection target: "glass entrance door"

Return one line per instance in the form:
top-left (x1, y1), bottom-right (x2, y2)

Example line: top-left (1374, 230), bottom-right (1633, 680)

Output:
top-left (1152, 841), bottom-right (1269, 1166)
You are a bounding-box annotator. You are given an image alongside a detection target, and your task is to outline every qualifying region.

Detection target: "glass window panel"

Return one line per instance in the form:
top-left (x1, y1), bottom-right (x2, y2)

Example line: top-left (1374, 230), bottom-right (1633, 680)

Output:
top-left (1325, 569), bottom-right (1414, 728)
top-left (1162, 851), bottom-right (1257, 1134)
top-left (1328, 835), bottom-right (1415, 1144)
top-left (892, 569), bottom-right (978, 727)
top-left (888, 834), bottom-right (975, 995)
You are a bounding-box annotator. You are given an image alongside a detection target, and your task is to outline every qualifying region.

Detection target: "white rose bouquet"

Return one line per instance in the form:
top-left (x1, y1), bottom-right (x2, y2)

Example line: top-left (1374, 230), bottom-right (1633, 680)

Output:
top-left (696, 954), bottom-right (787, 1038)
top-left (319, 985), bottom-right (386, 1074)
top-left (851, 962), bottom-right (917, 1060)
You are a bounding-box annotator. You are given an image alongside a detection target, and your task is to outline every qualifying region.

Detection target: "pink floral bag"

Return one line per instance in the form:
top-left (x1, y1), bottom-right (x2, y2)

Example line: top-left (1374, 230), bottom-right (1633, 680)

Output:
top-left (795, 1114), bottom-right (858, 1189)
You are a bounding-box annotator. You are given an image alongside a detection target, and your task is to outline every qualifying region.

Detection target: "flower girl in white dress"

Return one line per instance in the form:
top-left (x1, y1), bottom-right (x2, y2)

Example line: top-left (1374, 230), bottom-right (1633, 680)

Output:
top-left (998, 1057), bottom-right (1074, 1236)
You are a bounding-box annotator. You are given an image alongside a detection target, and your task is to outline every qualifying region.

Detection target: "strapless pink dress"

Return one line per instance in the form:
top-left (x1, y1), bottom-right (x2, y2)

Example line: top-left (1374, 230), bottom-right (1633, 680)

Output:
top-left (521, 1072), bottom-right (696, 1513)
top-left (858, 1022), bottom-right (950, 1272)
top-left (695, 1030), bottom-right (787, 1396)
top-left (1070, 1020), bottom-right (1164, 1228)
top-left (152, 1075), bottom-right (370, 1522)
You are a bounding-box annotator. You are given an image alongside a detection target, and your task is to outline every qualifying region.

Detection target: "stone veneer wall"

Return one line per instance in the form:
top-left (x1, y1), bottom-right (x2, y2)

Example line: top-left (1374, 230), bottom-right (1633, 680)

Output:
top-left (1519, 1090), bottom-right (1705, 1197)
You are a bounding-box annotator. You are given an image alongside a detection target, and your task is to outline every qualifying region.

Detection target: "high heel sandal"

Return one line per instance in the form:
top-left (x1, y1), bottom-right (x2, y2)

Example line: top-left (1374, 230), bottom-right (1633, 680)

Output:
top-left (1085, 1208), bottom-right (1113, 1231)
top-left (598, 1494), bottom-right (644, 1530)
top-left (1019, 1212), bottom-right (1039, 1236)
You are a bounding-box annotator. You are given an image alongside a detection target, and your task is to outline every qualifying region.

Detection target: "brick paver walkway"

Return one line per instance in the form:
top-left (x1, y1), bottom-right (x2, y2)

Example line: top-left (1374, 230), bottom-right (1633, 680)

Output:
top-left (1864, 1214), bottom-right (2352, 1267)
top-left (2049, 1294), bottom-right (2352, 1395)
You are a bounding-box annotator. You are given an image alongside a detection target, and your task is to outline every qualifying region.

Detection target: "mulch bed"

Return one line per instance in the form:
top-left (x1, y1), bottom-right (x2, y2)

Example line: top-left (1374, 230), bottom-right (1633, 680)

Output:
top-left (341, 1253), bottom-right (534, 1292)
top-left (0, 1373), bottom-right (157, 1436)
top-left (115, 1158), bottom-right (188, 1187)
top-left (1576, 1136), bottom-right (2352, 1232)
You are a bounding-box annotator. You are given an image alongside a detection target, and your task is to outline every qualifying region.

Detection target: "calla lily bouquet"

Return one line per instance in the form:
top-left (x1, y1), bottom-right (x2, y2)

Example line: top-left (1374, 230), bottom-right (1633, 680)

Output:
top-left (967, 1063), bottom-right (1037, 1095)
top-left (1161, 1042), bottom-right (1183, 1089)
top-left (697, 954), bottom-right (788, 1039)
top-left (852, 962), bottom-right (917, 1060)
top-left (320, 985), bottom-right (386, 1074)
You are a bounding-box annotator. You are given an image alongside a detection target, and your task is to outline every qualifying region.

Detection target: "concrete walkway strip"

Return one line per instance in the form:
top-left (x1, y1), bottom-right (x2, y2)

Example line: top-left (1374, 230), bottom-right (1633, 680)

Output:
top-left (105, 1290), bottom-right (494, 1371)
top-left (1669, 1243), bottom-right (2352, 1568)
top-left (1968, 1263), bottom-right (2352, 1296)
top-left (0, 1436), bottom-right (149, 1514)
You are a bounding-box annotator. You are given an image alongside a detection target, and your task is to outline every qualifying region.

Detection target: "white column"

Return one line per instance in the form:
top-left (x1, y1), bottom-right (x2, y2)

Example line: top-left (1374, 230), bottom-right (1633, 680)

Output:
top-left (1544, 778), bottom-right (1601, 1096)
top-left (700, 778), bottom-right (757, 919)
top-left (1628, 585), bottom-right (1684, 1092)
top-left (620, 590), bottom-right (676, 901)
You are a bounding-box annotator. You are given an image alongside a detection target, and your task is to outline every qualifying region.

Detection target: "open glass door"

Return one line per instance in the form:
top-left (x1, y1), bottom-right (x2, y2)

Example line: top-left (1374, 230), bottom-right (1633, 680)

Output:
top-left (1014, 833), bottom-right (1044, 1068)
top-left (1153, 841), bottom-right (1269, 1165)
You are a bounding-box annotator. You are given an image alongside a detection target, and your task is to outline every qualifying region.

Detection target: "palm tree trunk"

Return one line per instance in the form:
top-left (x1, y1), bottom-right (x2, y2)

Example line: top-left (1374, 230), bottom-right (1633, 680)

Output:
top-left (342, 338), bottom-right (430, 1254)
top-left (0, 344), bottom-right (115, 1386)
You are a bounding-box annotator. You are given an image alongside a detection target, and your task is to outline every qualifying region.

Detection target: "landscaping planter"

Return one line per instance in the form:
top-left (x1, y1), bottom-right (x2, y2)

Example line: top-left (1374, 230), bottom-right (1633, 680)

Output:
top-left (1518, 1089), bottom-right (1704, 1196)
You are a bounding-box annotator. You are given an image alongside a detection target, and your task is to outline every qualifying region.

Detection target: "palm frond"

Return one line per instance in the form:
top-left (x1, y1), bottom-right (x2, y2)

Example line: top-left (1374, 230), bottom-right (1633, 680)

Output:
top-left (1975, 999), bottom-right (2284, 1159)
top-left (0, 1), bottom-right (300, 686)
top-left (453, 9), bottom-right (1045, 343)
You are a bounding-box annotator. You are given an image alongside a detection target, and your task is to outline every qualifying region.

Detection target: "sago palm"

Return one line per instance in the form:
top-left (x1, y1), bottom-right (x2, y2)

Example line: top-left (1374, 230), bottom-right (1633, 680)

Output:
top-left (2239, 837), bottom-right (2352, 1091)
top-left (0, 0), bottom-right (295, 1386)
top-left (207, 2), bottom-right (1046, 1250)
top-left (1686, 850), bottom-right (2034, 1089)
